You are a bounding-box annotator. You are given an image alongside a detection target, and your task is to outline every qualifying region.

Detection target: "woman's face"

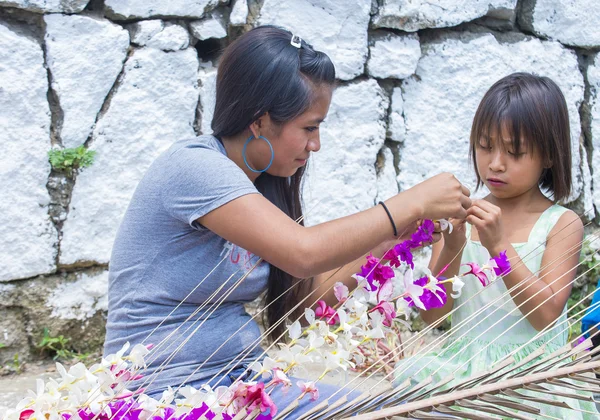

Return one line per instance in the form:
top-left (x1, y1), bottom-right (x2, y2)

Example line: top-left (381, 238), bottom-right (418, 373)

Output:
top-left (249, 86), bottom-right (333, 177)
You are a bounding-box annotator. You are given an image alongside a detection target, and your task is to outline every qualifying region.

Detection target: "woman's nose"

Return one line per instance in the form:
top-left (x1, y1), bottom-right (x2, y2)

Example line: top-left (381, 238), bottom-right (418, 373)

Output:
top-left (307, 136), bottom-right (321, 153)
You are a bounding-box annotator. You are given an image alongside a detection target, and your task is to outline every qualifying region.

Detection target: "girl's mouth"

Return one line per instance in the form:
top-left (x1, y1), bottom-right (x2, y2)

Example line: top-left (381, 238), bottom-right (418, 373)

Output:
top-left (487, 178), bottom-right (506, 187)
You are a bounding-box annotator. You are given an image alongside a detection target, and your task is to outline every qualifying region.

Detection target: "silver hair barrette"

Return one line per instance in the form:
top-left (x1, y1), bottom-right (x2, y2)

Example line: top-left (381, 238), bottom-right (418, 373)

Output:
top-left (290, 34), bottom-right (302, 48)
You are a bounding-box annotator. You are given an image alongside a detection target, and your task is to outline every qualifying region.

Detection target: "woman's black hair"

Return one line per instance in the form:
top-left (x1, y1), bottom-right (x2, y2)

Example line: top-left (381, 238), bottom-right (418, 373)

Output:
top-left (211, 26), bottom-right (336, 342)
top-left (470, 72), bottom-right (572, 202)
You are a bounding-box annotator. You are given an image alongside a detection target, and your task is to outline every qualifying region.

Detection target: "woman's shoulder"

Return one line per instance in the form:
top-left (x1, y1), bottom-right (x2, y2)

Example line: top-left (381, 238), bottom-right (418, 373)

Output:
top-left (167, 134), bottom-right (227, 158)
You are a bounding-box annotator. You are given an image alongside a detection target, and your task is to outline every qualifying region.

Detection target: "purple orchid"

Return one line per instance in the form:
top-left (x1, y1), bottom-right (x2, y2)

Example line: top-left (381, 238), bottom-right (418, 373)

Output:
top-left (491, 251), bottom-right (510, 276)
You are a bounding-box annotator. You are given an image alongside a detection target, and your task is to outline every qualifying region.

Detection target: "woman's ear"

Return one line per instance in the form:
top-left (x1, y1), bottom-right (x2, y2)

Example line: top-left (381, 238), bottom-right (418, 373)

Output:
top-left (249, 113), bottom-right (268, 138)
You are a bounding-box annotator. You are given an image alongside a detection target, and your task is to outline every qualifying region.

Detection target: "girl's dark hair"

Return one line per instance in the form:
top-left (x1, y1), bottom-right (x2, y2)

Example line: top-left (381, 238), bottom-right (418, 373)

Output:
top-left (211, 26), bottom-right (335, 342)
top-left (469, 72), bottom-right (572, 202)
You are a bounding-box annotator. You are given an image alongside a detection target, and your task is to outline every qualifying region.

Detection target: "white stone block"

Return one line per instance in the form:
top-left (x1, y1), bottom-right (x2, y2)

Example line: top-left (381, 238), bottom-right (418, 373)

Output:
top-left (190, 11), bottom-right (227, 40)
top-left (398, 33), bottom-right (585, 204)
top-left (258, 0), bottom-right (371, 81)
top-left (520, 0), bottom-right (600, 48)
top-left (105, 0), bottom-right (222, 19)
top-left (373, 0), bottom-right (517, 32)
top-left (376, 146), bottom-right (399, 203)
top-left (129, 21), bottom-right (190, 51)
top-left (303, 79), bottom-right (389, 226)
top-left (44, 14), bottom-right (130, 149)
top-left (0, 22), bottom-right (57, 281)
top-left (388, 87), bottom-right (406, 142)
top-left (47, 271), bottom-right (109, 320)
top-left (198, 64), bottom-right (217, 134)
top-left (230, 0), bottom-right (248, 26)
top-left (60, 48), bottom-right (199, 265)
top-left (588, 54), bottom-right (600, 215)
top-left (368, 33), bottom-right (420, 80)
top-left (0, 0), bottom-right (88, 13)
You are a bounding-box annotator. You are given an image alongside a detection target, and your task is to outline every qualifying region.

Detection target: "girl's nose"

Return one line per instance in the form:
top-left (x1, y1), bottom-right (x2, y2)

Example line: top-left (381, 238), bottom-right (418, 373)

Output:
top-left (489, 150), bottom-right (505, 172)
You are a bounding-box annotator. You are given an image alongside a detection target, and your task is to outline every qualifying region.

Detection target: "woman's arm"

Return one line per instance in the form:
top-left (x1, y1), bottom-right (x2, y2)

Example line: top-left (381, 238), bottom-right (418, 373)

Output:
top-left (200, 173), bottom-right (471, 279)
top-left (468, 200), bottom-right (583, 331)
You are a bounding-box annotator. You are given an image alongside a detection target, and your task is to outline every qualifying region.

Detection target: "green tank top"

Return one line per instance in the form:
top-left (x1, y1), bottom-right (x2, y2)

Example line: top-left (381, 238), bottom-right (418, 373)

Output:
top-left (452, 204), bottom-right (569, 348)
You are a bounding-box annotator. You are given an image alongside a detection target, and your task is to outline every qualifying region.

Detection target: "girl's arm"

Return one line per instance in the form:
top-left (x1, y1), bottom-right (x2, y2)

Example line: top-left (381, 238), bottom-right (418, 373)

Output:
top-left (200, 173), bottom-right (471, 279)
top-left (468, 200), bottom-right (583, 331)
top-left (420, 220), bottom-right (467, 325)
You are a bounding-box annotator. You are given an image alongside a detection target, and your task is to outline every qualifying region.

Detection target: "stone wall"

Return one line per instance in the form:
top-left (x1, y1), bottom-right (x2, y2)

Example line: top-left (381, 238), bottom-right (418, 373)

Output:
top-left (0, 0), bottom-right (599, 364)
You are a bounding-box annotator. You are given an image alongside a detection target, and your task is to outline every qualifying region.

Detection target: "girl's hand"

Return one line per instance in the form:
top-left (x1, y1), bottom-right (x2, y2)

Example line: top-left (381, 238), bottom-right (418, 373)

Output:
top-left (466, 199), bottom-right (507, 255)
top-left (442, 218), bottom-right (467, 252)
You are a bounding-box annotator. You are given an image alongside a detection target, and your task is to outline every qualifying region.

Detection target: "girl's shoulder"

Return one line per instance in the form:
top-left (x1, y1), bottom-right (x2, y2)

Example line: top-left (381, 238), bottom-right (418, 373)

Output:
top-left (534, 204), bottom-right (583, 246)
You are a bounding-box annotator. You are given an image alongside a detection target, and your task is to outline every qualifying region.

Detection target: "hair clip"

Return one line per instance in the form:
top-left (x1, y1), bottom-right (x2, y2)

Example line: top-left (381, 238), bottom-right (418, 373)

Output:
top-left (290, 34), bottom-right (302, 48)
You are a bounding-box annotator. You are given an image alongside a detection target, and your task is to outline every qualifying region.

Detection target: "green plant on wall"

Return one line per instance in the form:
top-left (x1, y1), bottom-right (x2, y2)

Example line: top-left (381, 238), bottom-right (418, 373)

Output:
top-left (48, 145), bottom-right (96, 173)
top-left (36, 328), bottom-right (77, 360)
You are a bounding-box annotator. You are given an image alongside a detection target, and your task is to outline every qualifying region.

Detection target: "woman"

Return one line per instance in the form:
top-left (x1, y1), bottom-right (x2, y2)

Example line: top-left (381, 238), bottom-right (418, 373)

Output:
top-left (104, 25), bottom-right (471, 415)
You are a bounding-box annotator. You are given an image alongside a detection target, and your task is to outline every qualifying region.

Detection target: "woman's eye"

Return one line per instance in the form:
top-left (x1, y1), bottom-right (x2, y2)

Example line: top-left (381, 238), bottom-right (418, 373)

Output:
top-left (305, 126), bottom-right (318, 133)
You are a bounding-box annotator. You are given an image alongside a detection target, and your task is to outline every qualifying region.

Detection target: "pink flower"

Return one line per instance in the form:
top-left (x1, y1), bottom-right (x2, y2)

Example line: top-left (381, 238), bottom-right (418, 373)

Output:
top-left (333, 282), bottom-right (349, 302)
top-left (464, 263), bottom-right (490, 287)
top-left (371, 301), bottom-right (396, 327)
top-left (244, 382), bottom-right (278, 416)
top-left (315, 300), bottom-right (338, 325)
top-left (297, 380), bottom-right (319, 401)
top-left (19, 410), bottom-right (34, 420)
top-left (271, 368), bottom-right (292, 393)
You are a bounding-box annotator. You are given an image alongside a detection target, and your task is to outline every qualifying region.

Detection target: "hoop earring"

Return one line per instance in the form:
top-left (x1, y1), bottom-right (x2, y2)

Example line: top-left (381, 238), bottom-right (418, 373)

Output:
top-left (242, 135), bottom-right (274, 173)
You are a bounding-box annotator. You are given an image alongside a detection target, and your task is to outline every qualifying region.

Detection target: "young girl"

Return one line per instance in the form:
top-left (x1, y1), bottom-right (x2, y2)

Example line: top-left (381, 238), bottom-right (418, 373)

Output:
top-left (104, 26), bottom-right (470, 418)
top-left (395, 73), bottom-right (597, 418)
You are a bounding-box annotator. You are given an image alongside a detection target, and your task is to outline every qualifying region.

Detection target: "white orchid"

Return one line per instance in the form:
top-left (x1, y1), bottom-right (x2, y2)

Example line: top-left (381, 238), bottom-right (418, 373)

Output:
top-left (402, 269), bottom-right (426, 310)
top-left (450, 275), bottom-right (465, 298)
top-left (438, 218), bottom-right (453, 233)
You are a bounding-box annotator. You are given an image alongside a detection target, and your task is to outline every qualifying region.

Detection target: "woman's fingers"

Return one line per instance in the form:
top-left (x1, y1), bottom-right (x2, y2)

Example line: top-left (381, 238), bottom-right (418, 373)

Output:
top-left (461, 183), bottom-right (471, 197)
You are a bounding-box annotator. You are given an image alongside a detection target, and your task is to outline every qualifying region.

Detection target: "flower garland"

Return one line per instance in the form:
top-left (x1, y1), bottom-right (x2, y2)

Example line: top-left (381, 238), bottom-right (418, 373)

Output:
top-left (3, 220), bottom-right (510, 420)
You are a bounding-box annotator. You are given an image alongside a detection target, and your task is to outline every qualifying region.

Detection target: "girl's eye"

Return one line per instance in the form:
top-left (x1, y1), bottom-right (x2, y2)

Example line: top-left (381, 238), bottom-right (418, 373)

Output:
top-left (508, 150), bottom-right (524, 157)
top-left (477, 142), bottom-right (491, 150)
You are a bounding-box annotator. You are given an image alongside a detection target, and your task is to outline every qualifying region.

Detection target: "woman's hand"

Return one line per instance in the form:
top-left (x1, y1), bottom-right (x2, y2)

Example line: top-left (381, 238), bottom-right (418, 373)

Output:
top-left (466, 199), bottom-right (507, 255)
top-left (402, 173), bottom-right (472, 221)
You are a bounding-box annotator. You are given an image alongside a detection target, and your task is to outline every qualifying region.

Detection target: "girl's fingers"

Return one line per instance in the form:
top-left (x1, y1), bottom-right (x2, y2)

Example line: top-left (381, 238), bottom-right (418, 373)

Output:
top-left (466, 214), bottom-right (484, 227)
top-left (472, 199), bottom-right (500, 214)
top-left (467, 204), bottom-right (489, 220)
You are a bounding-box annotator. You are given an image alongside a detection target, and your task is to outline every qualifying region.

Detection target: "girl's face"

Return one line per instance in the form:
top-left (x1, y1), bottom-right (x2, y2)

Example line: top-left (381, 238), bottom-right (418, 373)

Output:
top-left (250, 86), bottom-right (333, 178)
top-left (475, 125), bottom-right (547, 200)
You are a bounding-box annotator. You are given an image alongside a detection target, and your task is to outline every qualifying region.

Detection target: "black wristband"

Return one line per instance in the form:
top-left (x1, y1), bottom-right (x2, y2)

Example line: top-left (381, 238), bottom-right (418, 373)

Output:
top-left (378, 201), bottom-right (398, 237)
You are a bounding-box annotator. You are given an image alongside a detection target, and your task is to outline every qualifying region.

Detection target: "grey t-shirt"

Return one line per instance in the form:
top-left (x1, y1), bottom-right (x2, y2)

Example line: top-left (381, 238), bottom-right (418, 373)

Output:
top-left (104, 135), bottom-right (270, 394)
